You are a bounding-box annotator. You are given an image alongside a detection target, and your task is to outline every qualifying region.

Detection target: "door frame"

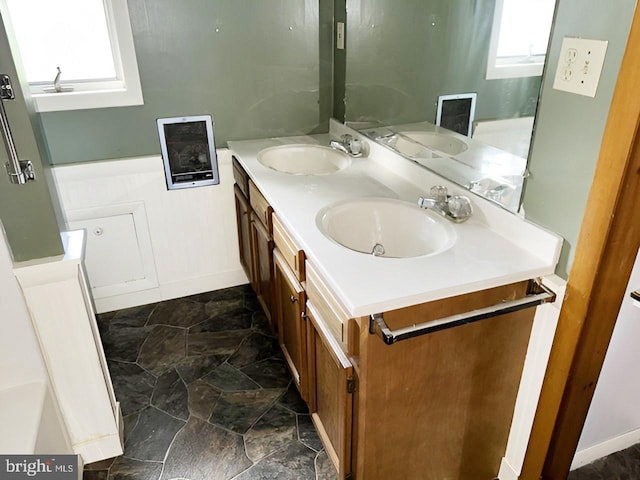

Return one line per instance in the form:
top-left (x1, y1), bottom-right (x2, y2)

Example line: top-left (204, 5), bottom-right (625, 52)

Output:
top-left (520, 4), bottom-right (640, 478)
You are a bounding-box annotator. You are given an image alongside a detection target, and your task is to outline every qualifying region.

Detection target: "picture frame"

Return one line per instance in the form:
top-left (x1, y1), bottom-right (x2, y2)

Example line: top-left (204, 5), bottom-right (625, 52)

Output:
top-left (156, 115), bottom-right (220, 190)
top-left (436, 93), bottom-right (477, 137)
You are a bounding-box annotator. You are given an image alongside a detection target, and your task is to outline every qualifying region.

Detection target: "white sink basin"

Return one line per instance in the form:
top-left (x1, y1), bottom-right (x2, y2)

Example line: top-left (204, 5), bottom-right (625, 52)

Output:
top-left (395, 131), bottom-right (468, 157)
top-left (257, 144), bottom-right (351, 175)
top-left (317, 197), bottom-right (456, 258)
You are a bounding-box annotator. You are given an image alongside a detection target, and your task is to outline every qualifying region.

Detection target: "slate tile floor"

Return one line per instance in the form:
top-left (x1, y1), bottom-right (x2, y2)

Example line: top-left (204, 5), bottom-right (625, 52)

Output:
top-left (85, 284), bottom-right (337, 480)
top-left (568, 443), bottom-right (640, 480)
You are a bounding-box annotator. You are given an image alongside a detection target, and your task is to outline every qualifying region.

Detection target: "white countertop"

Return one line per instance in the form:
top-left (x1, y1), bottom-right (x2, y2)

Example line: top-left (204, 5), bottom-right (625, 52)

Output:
top-left (229, 123), bottom-right (562, 317)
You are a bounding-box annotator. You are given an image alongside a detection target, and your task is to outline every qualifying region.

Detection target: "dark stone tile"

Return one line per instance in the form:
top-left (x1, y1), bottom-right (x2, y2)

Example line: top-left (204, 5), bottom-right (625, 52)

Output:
top-left (138, 326), bottom-right (186, 375)
top-left (244, 293), bottom-right (262, 312)
top-left (201, 363), bottom-right (261, 392)
top-left (241, 358), bottom-right (290, 389)
top-left (151, 368), bottom-right (189, 420)
top-left (96, 310), bottom-right (118, 323)
top-left (315, 450), bottom-right (338, 480)
top-left (108, 361), bottom-right (155, 416)
top-left (204, 297), bottom-right (245, 319)
top-left (244, 404), bottom-right (297, 462)
top-left (109, 457), bottom-right (162, 480)
top-left (569, 443), bottom-right (640, 480)
top-left (160, 417), bottom-right (251, 480)
top-left (252, 311), bottom-right (272, 334)
top-left (111, 304), bottom-right (156, 328)
top-left (209, 389), bottom-right (283, 434)
top-left (297, 414), bottom-right (323, 452)
top-left (124, 406), bottom-right (186, 461)
top-left (123, 412), bottom-right (139, 442)
top-left (190, 307), bottom-right (252, 334)
top-left (228, 332), bottom-right (280, 368)
top-left (187, 284), bottom-right (251, 304)
top-left (146, 299), bottom-right (207, 328)
top-left (101, 324), bottom-right (151, 363)
top-left (187, 380), bottom-right (221, 420)
top-left (82, 471), bottom-right (108, 480)
top-left (84, 457), bottom-right (115, 470)
top-left (234, 441), bottom-right (317, 480)
top-left (277, 383), bottom-right (308, 414)
top-left (174, 354), bottom-right (227, 383)
top-left (187, 330), bottom-right (248, 356)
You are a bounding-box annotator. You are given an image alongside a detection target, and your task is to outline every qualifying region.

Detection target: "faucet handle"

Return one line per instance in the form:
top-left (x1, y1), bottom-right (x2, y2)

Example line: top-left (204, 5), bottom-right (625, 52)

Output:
top-left (448, 195), bottom-right (473, 221)
top-left (429, 185), bottom-right (448, 203)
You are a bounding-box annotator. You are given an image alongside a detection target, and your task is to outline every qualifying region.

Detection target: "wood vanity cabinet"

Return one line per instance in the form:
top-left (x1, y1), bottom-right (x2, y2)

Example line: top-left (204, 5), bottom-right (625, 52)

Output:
top-left (233, 185), bottom-right (252, 280)
top-left (232, 158), bottom-right (274, 329)
top-left (249, 202), bottom-right (273, 327)
top-left (232, 157), bottom-right (253, 281)
top-left (273, 249), bottom-right (308, 399)
top-left (350, 281), bottom-right (536, 480)
top-left (306, 301), bottom-right (354, 480)
top-left (272, 214), bottom-right (308, 399)
top-left (231, 157), bottom-right (537, 480)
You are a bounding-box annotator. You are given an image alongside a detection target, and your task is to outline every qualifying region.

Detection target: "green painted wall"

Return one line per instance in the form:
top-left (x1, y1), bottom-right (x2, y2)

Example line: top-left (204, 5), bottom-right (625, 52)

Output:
top-left (42, 0), bottom-right (329, 165)
top-left (343, 0), bottom-right (542, 125)
top-left (0, 10), bottom-right (64, 262)
top-left (523, 0), bottom-right (636, 279)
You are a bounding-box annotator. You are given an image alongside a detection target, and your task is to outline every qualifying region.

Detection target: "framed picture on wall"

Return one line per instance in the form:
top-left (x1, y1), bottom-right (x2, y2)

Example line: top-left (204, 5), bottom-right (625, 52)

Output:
top-left (157, 115), bottom-right (220, 190)
top-left (436, 93), bottom-right (477, 137)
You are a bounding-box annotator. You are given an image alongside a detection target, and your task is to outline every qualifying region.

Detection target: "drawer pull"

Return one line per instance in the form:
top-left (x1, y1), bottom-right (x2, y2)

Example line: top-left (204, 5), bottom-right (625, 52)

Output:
top-left (290, 295), bottom-right (298, 304)
top-left (370, 278), bottom-right (556, 345)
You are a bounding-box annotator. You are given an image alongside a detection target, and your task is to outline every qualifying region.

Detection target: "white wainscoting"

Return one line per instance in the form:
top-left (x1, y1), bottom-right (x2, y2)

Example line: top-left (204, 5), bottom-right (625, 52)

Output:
top-left (52, 150), bottom-right (247, 313)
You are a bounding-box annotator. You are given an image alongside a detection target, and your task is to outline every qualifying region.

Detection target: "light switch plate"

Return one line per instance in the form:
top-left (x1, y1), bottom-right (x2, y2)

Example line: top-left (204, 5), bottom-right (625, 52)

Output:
top-left (336, 22), bottom-right (345, 50)
top-left (553, 37), bottom-right (608, 98)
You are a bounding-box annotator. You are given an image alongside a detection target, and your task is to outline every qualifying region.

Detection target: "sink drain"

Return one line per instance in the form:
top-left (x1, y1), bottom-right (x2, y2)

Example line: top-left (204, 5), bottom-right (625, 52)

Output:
top-left (371, 243), bottom-right (386, 256)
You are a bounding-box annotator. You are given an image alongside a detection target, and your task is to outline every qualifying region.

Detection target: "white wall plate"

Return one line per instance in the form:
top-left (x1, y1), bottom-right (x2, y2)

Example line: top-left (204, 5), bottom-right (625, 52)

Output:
top-left (553, 37), bottom-right (608, 98)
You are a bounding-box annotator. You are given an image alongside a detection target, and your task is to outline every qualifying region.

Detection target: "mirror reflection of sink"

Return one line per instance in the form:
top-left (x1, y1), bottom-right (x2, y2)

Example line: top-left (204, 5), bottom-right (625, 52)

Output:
top-left (396, 131), bottom-right (469, 156)
top-left (257, 144), bottom-right (351, 175)
top-left (317, 197), bottom-right (456, 258)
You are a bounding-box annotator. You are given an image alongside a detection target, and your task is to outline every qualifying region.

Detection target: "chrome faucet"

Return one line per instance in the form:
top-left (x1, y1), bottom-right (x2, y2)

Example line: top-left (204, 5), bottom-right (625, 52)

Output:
top-left (330, 134), bottom-right (364, 157)
top-left (418, 185), bottom-right (473, 223)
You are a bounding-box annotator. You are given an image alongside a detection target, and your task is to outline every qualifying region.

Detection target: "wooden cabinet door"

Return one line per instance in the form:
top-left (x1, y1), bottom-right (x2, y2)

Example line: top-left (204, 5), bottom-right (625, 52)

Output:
top-left (306, 301), bottom-right (354, 479)
top-left (250, 211), bottom-right (274, 325)
top-left (274, 249), bottom-right (308, 400)
top-left (234, 185), bottom-right (253, 283)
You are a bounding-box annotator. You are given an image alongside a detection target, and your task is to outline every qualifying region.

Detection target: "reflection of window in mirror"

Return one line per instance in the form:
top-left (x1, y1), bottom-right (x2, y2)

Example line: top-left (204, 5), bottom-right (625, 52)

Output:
top-left (486, 0), bottom-right (555, 80)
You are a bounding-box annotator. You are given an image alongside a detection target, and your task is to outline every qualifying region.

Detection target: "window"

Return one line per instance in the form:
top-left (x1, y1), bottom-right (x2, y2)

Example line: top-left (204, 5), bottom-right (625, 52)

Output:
top-left (486, 0), bottom-right (556, 80)
top-left (3, 0), bottom-right (143, 112)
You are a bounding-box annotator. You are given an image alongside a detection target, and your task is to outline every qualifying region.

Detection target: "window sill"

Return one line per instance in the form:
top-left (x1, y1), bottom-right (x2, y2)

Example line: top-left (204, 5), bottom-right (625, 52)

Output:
top-left (32, 84), bottom-right (143, 112)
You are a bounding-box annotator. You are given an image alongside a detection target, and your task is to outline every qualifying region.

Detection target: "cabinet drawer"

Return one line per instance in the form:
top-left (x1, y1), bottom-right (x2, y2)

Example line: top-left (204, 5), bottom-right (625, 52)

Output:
top-left (273, 213), bottom-right (305, 281)
top-left (305, 261), bottom-right (350, 346)
top-left (249, 180), bottom-right (272, 231)
top-left (232, 156), bottom-right (249, 198)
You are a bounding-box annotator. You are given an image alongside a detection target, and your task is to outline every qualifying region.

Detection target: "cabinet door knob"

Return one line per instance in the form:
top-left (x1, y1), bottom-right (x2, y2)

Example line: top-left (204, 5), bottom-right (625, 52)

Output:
top-left (301, 312), bottom-right (308, 321)
top-left (289, 295), bottom-right (298, 303)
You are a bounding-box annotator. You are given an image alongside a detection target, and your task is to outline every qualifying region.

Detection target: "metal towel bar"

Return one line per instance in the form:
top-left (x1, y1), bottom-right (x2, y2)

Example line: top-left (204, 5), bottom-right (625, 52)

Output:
top-left (0, 74), bottom-right (35, 185)
top-left (369, 278), bottom-right (556, 345)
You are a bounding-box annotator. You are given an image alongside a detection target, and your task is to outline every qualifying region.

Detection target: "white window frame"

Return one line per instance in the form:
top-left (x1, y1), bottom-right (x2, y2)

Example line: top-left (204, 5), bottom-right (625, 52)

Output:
top-left (3, 0), bottom-right (143, 112)
top-left (485, 0), bottom-right (551, 80)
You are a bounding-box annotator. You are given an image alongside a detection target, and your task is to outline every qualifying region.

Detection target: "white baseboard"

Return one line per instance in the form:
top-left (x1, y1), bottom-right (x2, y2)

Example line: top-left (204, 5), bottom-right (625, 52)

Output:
top-left (94, 268), bottom-right (249, 313)
top-left (158, 269), bottom-right (249, 303)
top-left (498, 457), bottom-right (519, 480)
top-left (571, 428), bottom-right (640, 470)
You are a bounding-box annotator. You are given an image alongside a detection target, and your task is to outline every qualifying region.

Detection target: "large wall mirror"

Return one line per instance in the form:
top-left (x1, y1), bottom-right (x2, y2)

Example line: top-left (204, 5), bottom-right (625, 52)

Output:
top-left (343, 0), bottom-right (557, 212)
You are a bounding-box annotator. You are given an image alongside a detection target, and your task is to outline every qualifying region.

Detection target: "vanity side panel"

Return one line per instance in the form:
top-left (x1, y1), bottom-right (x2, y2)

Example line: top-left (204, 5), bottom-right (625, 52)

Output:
top-left (356, 282), bottom-right (533, 480)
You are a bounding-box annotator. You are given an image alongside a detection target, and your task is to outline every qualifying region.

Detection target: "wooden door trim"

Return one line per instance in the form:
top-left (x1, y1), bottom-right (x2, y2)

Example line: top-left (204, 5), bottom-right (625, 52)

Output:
top-left (521, 4), bottom-right (640, 478)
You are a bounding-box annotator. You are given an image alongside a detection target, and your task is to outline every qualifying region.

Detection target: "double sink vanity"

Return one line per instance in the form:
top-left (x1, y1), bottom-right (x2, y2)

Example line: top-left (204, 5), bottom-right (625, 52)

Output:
top-left (228, 120), bottom-right (562, 480)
